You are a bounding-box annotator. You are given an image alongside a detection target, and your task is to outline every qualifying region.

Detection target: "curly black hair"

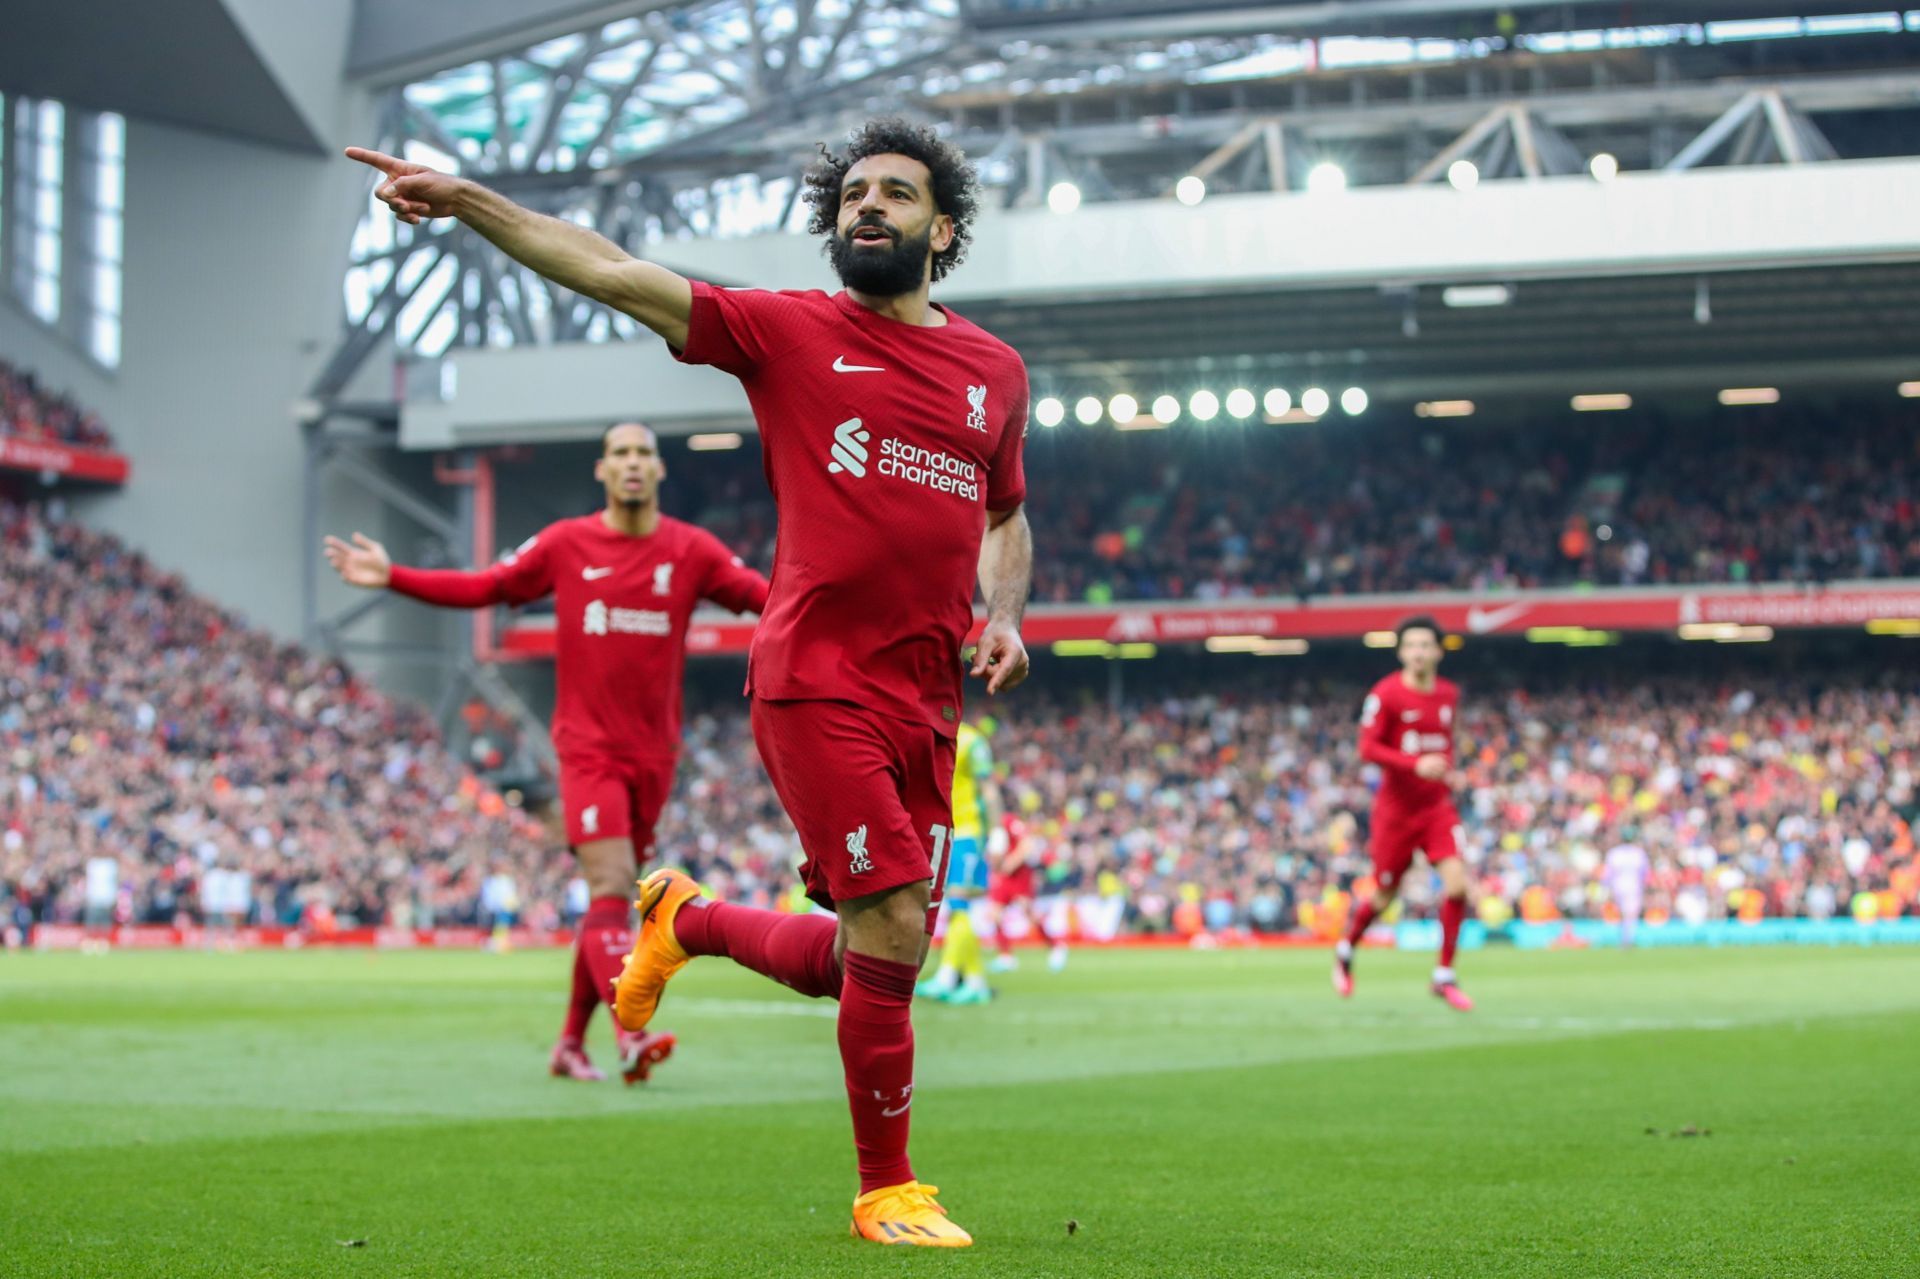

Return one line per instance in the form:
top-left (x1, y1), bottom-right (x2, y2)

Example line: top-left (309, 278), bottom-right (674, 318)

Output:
top-left (803, 117), bottom-right (979, 283)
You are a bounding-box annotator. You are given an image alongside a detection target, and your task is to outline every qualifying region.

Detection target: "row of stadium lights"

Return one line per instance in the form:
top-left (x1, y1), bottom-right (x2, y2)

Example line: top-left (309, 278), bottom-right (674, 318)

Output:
top-left (1034, 386), bottom-right (1368, 430)
top-left (1026, 380), bottom-right (1920, 433)
top-left (680, 380), bottom-right (1914, 450)
top-left (1042, 153), bottom-right (1625, 214)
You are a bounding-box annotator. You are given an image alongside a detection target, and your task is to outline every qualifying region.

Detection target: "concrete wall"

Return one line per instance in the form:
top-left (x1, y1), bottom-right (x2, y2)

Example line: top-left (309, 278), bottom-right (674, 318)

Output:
top-left (0, 109), bottom-right (375, 641)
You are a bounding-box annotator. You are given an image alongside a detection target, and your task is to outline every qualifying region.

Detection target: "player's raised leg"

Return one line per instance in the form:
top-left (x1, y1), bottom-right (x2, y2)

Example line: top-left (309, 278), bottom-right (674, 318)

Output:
top-left (1429, 827), bottom-right (1474, 1012)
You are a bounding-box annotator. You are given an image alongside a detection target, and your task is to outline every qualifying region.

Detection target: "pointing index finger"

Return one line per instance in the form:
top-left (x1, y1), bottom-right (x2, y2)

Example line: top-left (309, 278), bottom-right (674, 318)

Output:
top-left (344, 146), bottom-right (404, 176)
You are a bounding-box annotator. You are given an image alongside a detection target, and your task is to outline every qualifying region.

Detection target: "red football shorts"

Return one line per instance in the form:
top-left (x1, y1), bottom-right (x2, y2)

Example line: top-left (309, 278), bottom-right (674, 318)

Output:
top-left (988, 864), bottom-right (1036, 906)
top-left (1370, 801), bottom-right (1462, 893)
top-left (750, 696), bottom-right (956, 932)
top-left (558, 752), bottom-right (678, 857)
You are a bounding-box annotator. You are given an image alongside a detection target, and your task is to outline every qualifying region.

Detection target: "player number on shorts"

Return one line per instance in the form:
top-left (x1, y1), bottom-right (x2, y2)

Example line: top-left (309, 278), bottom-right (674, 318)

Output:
top-left (928, 823), bottom-right (950, 879)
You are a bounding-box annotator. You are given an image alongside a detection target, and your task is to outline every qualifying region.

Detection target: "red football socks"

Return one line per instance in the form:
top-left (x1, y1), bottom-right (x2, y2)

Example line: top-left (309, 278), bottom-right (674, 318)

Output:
top-left (838, 950), bottom-right (919, 1194)
top-left (673, 900), bottom-right (841, 999)
top-left (1344, 898), bottom-right (1379, 947)
top-left (560, 941), bottom-right (597, 1043)
top-left (577, 895), bottom-right (635, 1007)
top-left (1439, 895), bottom-right (1467, 969)
top-left (671, 904), bottom-right (918, 1191)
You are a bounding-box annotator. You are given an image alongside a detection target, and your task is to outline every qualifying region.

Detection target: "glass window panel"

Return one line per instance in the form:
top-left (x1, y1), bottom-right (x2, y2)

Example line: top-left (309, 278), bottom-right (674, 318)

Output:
top-left (97, 112), bottom-right (123, 158)
top-left (96, 161), bottom-right (122, 210)
top-left (34, 230), bottom-right (59, 272)
top-left (93, 262), bottom-right (120, 313)
top-left (91, 315), bottom-right (120, 367)
top-left (93, 212), bottom-right (121, 261)
top-left (32, 272), bottom-right (58, 320)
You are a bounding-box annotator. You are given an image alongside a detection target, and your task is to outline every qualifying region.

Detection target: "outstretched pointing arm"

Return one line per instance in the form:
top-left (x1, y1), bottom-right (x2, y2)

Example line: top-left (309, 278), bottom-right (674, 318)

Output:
top-left (346, 147), bottom-right (693, 349)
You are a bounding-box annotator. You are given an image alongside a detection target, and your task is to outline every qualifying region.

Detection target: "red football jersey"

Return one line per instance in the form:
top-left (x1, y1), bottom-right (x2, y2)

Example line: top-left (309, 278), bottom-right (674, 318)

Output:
top-left (390, 514), bottom-right (767, 760)
top-left (1358, 673), bottom-right (1460, 812)
top-left (675, 282), bottom-right (1029, 738)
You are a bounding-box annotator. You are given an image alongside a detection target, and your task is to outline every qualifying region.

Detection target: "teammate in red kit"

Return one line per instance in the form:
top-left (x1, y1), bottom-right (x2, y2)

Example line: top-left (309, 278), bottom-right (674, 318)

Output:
top-left (985, 816), bottom-right (1069, 973)
top-left (346, 115), bottom-right (1032, 1247)
top-left (1335, 615), bottom-right (1475, 1012)
top-left (322, 421), bottom-right (769, 1082)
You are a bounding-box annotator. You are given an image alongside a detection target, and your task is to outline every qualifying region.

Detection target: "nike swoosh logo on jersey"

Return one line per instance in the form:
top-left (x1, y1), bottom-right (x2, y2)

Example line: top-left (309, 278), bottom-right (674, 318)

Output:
top-left (1401, 710), bottom-right (1421, 722)
top-left (833, 356), bottom-right (885, 373)
top-left (582, 566), bottom-right (614, 580)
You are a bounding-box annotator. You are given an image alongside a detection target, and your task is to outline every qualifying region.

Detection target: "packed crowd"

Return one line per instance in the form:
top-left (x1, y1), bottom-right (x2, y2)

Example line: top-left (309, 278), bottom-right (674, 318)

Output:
top-left (0, 499), bottom-right (563, 935)
top-left (0, 358), bottom-right (116, 451)
top-left (671, 405), bottom-right (1920, 600)
top-left (645, 666), bottom-right (1919, 937)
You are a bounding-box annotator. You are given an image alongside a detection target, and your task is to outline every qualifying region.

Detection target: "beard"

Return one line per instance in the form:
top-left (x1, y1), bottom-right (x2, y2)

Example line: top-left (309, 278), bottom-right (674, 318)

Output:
top-left (827, 218), bottom-right (933, 296)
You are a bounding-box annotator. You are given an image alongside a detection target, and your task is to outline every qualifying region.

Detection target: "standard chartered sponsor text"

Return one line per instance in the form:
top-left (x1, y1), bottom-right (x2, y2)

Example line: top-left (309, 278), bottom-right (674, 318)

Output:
top-left (878, 438), bottom-right (979, 500)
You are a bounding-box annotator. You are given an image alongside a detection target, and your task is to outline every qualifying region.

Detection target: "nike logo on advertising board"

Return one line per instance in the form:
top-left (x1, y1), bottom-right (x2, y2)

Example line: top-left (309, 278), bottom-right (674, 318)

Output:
top-left (1465, 602), bottom-right (1531, 633)
top-left (833, 356), bottom-right (885, 373)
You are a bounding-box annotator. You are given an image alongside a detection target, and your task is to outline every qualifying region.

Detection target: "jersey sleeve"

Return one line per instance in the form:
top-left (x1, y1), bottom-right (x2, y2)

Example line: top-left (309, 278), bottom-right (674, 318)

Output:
top-left (672, 281), bottom-right (813, 379)
top-left (985, 360), bottom-right (1029, 513)
top-left (1357, 684), bottom-right (1417, 773)
top-left (695, 531), bottom-right (771, 615)
top-left (387, 564), bottom-right (509, 608)
top-left (486, 529), bottom-right (559, 605)
top-left (388, 530), bottom-right (553, 609)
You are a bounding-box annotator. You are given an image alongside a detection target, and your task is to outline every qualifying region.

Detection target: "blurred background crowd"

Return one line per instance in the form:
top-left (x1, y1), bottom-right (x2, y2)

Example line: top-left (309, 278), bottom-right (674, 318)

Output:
top-left (7, 492), bottom-right (1915, 937)
top-left (1, 358), bottom-right (116, 451)
top-left (678, 405), bottom-right (1920, 602)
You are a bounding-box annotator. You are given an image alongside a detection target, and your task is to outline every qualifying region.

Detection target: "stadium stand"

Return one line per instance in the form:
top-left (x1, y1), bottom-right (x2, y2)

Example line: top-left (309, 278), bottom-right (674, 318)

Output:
top-left (658, 661), bottom-right (1919, 938)
top-left (0, 499), bottom-right (560, 933)
top-left (668, 404), bottom-right (1920, 601)
top-left (0, 358), bottom-right (116, 451)
top-left (8, 414), bottom-right (1920, 936)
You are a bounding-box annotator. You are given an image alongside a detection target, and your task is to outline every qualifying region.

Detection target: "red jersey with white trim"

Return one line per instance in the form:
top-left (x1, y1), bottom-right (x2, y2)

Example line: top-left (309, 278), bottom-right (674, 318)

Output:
top-left (674, 283), bottom-right (1028, 738)
top-left (389, 514), bottom-right (767, 760)
top-left (1358, 673), bottom-right (1460, 813)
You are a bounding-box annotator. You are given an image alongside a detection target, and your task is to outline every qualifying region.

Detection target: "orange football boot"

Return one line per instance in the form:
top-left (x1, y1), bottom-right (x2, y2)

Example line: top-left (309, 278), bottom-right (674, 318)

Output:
top-left (612, 868), bottom-right (700, 1034)
top-left (850, 1183), bottom-right (973, 1248)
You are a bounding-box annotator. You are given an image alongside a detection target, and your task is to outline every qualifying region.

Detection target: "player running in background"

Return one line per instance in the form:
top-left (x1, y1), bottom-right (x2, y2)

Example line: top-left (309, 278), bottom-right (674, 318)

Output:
top-left (1334, 616), bottom-right (1475, 1012)
top-left (985, 816), bottom-right (1069, 973)
top-left (1603, 828), bottom-right (1651, 948)
top-left (323, 422), bottom-right (768, 1083)
top-left (347, 115), bottom-right (1032, 1247)
top-left (917, 717), bottom-right (1001, 1005)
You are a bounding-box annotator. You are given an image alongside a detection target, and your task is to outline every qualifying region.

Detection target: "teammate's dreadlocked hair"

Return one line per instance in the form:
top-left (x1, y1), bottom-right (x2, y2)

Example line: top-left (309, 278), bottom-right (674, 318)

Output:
top-left (803, 117), bottom-right (979, 283)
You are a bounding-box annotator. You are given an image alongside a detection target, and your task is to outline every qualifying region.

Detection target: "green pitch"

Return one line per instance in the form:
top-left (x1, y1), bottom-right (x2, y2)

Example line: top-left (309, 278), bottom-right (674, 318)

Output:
top-left (4, 945), bottom-right (1917, 1278)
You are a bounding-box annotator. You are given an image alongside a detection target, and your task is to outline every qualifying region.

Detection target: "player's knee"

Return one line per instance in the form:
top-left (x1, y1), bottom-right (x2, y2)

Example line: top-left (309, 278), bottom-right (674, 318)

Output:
top-left (840, 880), bottom-right (931, 965)
top-left (575, 838), bottom-right (640, 899)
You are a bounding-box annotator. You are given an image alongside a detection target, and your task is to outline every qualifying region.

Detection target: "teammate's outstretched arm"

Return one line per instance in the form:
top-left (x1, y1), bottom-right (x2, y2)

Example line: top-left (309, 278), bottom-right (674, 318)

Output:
top-left (971, 505), bottom-right (1032, 695)
top-left (322, 530), bottom-right (546, 608)
top-left (345, 147), bottom-right (693, 349)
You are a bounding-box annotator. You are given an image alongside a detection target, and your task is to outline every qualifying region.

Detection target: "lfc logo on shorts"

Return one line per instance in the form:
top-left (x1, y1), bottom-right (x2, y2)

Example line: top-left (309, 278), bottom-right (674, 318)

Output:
top-left (846, 824), bottom-right (873, 874)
